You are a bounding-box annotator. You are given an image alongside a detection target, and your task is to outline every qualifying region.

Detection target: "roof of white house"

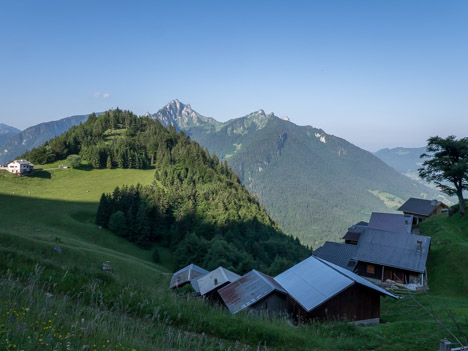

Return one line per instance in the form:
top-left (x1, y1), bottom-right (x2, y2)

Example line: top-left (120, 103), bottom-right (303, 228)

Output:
top-left (9, 159), bottom-right (34, 166)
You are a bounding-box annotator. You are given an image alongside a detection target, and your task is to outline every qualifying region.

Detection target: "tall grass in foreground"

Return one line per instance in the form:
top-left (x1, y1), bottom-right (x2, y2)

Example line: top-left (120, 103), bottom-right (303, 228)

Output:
top-left (0, 269), bottom-right (255, 351)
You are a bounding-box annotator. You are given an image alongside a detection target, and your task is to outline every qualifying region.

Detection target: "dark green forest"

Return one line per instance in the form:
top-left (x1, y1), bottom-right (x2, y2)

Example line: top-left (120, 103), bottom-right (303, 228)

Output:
top-left (23, 109), bottom-right (311, 275)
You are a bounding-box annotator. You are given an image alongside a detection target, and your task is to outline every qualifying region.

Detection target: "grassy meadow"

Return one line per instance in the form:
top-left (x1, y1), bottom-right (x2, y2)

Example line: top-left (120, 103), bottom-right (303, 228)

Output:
top-left (0, 166), bottom-right (467, 350)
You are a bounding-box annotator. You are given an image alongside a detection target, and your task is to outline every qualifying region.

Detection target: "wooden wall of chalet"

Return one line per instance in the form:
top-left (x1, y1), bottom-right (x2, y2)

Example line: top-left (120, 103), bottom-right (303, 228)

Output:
top-left (249, 292), bottom-right (288, 315)
top-left (204, 283), bottom-right (230, 306)
top-left (289, 284), bottom-right (381, 323)
top-left (355, 262), bottom-right (419, 284)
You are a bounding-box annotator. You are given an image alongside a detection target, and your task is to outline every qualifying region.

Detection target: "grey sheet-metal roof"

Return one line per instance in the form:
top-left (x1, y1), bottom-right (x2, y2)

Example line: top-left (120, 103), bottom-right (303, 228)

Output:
top-left (354, 228), bottom-right (431, 273)
top-left (398, 198), bottom-right (447, 216)
top-left (274, 256), bottom-right (396, 313)
top-left (218, 270), bottom-right (287, 314)
top-left (169, 264), bottom-right (209, 289)
top-left (355, 221), bottom-right (368, 227)
top-left (190, 274), bottom-right (206, 293)
top-left (313, 242), bottom-right (357, 270)
top-left (314, 257), bottom-right (397, 300)
top-left (368, 212), bottom-right (413, 234)
top-left (198, 266), bottom-right (241, 296)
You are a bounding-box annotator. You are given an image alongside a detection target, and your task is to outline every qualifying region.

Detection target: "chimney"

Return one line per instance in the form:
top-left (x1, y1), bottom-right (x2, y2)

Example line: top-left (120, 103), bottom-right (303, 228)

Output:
top-left (417, 240), bottom-right (423, 253)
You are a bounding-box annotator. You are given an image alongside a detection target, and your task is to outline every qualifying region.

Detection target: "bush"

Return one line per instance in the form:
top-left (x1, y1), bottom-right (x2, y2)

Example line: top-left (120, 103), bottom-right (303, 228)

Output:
top-left (66, 154), bottom-right (81, 168)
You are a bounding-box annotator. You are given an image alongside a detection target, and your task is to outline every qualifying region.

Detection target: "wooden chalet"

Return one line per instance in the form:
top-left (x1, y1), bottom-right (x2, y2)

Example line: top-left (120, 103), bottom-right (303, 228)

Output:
top-left (197, 266), bottom-right (240, 304)
top-left (275, 256), bottom-right (396, 325)
top-left (398, 198), bottom-right (448, 225)
top-left (342, 222), bottom-right (367, 245)
top-left (218, 270), bottom-right (288, 315)
top-left (352, 228), bottom-right (431, 286)
top-left (169, 264), bottom-right (208, 291)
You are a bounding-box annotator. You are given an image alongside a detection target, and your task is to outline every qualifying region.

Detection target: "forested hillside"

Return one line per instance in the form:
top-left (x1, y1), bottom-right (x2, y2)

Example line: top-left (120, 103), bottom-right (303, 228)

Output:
top-left (24, 109), bottom-right (311, 274)
top-left (0, 114), bottom-right (90, 164)
top-left (152, 100), bottom-right (444, 245)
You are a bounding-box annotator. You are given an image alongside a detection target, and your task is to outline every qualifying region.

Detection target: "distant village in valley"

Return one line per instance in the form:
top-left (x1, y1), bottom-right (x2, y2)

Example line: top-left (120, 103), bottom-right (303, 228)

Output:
top-left (170, 197), bottom-right (448, 326)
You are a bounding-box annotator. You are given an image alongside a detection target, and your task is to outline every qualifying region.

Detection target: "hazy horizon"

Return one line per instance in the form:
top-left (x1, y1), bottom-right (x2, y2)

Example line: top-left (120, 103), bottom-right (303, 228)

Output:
top-left (1, 0), bottom-right (467, 152)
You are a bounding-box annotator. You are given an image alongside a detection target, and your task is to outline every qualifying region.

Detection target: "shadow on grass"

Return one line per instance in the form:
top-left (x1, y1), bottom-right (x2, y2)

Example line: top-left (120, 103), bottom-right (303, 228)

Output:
top-left (31, 170), bottom-right (51, 179)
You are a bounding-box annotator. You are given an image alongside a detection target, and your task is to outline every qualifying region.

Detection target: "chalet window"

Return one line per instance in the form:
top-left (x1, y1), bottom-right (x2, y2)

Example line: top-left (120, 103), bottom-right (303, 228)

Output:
top-left (366, 264), bottom-right (375, 274)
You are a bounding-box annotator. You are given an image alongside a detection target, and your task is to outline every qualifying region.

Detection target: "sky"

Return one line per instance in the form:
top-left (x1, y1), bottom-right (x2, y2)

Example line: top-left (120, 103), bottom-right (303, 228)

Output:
top-left (0, 0), bottom-right (467, 152)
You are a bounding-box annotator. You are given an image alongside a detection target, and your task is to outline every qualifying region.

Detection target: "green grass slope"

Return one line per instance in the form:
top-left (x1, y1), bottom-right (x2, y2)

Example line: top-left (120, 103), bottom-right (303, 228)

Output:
top-left (421, 211), bottom-right (468, 297)
top-left (1, 168), bottom-right (467, 350)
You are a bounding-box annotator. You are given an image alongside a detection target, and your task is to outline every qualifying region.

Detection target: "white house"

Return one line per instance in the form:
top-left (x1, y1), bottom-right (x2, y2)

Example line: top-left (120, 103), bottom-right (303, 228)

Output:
top-left (7, 159), bottom-right (34, 175)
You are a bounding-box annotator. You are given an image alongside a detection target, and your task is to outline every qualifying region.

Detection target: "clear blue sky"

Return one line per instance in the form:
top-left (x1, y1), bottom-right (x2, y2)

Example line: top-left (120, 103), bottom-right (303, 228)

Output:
top-left (1, 0), bottom-right (467, 151)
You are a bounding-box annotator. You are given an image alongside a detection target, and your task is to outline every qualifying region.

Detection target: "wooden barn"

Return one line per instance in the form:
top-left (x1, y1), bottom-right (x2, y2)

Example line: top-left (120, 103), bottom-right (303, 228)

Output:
top-left (398, 198), bottom-right (448, 225)
top-left (274, 256), bottom-right (396, 325)
top-left (218, 269), bottom-right (288, 315)
top-left (169, 264), bottom-right (208, 292)
top-left (197, 266), bottom-right (240, 304)
top-left (342, 222), bottom-right (368, 245)
top-left (352, 228), bottom-right (431, 286)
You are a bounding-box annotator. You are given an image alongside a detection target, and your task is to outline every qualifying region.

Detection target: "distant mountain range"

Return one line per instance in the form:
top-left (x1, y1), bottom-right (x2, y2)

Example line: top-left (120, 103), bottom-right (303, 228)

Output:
top-left (151, 100), bottom-right (444, 246)
top-left (1, 102), bottom-right (445, 246)
top-left (374, 147), bottom-right (427, 179)
top-left (0, 124), bottom-right (21, 154)
top-left (0, 114), bottom-right (90, 164)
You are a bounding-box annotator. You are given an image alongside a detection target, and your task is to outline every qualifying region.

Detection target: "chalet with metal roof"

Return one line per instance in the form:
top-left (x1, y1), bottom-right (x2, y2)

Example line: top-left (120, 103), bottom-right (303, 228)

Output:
top-left (197, 267), bottom-right (240, 303)
top-left (368, 212), bottom-right (413, 234)
top-left (169, 264), bottom-right (209, 290)
top-left (275, 256), bottom-right (396, 324)
top-left (398, 198), bottom-right (448, 225)
top-left (7, 159), bottom-right (34, 175)
top-left (313, 242), bottom-right (357, 271)
top-left (218, 269), bottom-right (288, 315)
top-left (274, 256), bottom-right (397, 325)
top-left (342, 222), bottom-right (368, 245)
top-left (353, 228), bottom-right (431, 286)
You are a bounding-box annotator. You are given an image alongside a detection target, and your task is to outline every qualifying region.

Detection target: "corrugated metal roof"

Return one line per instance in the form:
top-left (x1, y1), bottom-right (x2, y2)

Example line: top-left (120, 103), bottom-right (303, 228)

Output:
top-left (218, 270), bottom-right (286, 314)
top-left (313, 242), bottom-right (357, 270)
top-left (274, 256), bottom-right (396, 313)
top-left (354, 228), bottom-right (431, 273)
top-left (169, 264), bottom-right (209, 289)
top-left (398, 198), bottom-right (447, 216)
top-left (197, 266), bottom-right (241, 296)
top-left (368, 212), bottom-right (413, 233)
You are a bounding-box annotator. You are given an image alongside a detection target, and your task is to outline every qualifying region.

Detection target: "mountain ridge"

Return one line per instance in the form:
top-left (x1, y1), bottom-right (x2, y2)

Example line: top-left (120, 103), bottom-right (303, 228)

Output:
top-left (151, 100), bottom-right (444, 245)
top-left (0, 123), bottom-right (21, 153)
top-left (0, 114), bottom-right (92, 164)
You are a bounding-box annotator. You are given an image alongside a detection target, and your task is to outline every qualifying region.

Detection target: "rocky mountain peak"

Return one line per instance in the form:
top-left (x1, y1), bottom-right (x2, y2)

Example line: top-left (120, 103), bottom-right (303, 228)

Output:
top-left (152, 100), bottom-right (220, 129)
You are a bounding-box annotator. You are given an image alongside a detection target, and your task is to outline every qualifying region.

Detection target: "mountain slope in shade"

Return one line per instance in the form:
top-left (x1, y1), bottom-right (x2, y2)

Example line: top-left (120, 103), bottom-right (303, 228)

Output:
top-left (0, 114), bottom-right (90, 164)
top-left (151, 101), bottom-right (444, 246)
top-left (0, 124), bottom-right (21, 153)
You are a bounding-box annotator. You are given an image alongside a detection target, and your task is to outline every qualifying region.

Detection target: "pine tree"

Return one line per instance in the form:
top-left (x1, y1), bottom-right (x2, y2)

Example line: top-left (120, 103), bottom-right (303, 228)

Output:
top-left (106, 155), bottom-right (112, 169)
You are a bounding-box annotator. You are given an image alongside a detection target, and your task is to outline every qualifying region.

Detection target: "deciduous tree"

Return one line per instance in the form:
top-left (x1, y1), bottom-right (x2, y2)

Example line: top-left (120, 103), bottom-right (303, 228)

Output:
top-left (419, 136), bottom-right (468, 216)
